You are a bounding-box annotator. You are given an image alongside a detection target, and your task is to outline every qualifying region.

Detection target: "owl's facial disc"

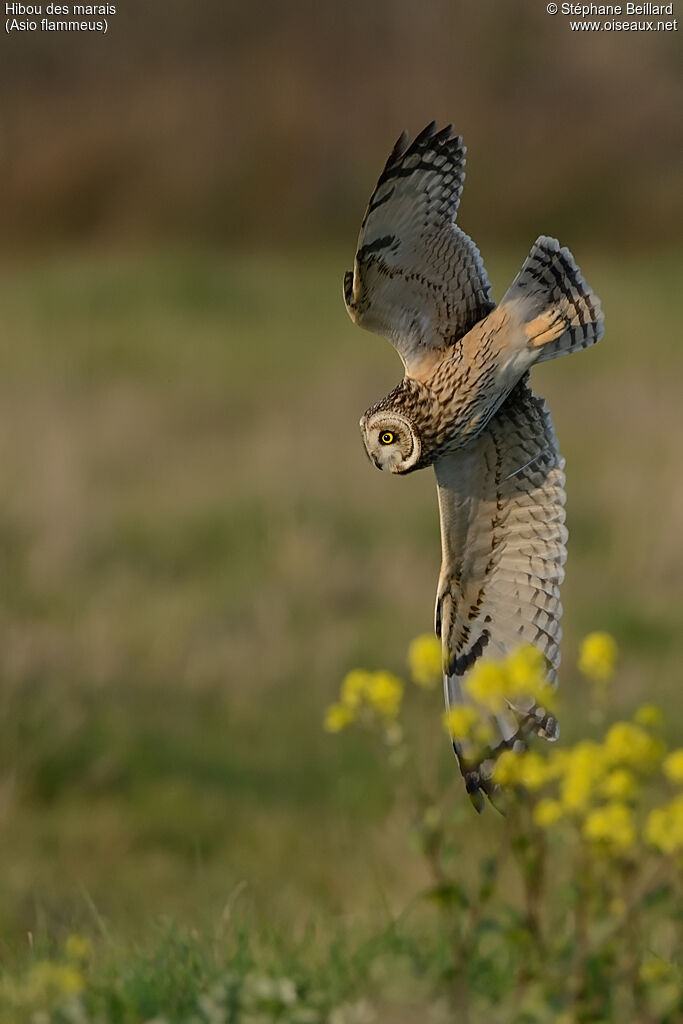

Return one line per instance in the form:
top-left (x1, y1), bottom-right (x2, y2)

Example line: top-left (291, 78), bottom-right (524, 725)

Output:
top-left (360, 411), bottom-right (421, 474)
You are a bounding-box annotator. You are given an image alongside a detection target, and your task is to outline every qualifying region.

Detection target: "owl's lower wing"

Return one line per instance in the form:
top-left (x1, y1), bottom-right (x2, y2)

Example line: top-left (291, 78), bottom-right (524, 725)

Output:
top-left (344, 122), bottom-right (494, 377)
top-left (433, 376), bottom-right (568, 810)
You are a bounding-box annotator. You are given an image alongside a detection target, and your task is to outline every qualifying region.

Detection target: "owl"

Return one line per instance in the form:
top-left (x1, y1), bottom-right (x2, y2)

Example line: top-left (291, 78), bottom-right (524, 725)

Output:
top-left (344, 122), bottom-right (604, 810)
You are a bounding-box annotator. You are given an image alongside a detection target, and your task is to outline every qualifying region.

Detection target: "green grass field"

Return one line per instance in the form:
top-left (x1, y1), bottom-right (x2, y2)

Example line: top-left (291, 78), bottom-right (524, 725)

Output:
top-left (0, 247), bottom-right (681, 1021)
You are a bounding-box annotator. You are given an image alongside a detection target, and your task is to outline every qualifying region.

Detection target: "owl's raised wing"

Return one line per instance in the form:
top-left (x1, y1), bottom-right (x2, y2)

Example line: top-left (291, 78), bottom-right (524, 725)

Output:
top-left (344, 122), bottom-right (495, 376)
top-left (433, 376), bottom-right (567, 810)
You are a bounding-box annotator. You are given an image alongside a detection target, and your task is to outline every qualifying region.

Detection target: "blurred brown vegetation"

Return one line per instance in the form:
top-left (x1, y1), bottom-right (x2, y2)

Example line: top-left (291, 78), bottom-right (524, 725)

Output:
top-left (1, 0), bottom-right (681, 253)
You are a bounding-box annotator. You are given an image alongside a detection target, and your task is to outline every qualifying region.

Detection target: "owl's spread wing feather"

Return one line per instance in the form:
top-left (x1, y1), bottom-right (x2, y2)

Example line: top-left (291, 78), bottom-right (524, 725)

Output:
top-left (433, 376), bottom-right (567, 809)
top-left (344, 122), bottom-right (495, 376)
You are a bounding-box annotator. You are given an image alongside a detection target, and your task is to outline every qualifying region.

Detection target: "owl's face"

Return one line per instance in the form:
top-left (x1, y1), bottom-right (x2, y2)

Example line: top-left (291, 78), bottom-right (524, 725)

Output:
top-left (360, 410), bottom-right (422, 474)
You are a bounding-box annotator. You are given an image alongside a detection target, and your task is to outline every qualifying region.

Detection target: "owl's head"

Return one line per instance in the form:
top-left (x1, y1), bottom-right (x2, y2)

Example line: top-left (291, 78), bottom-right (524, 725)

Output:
top-left (361, 375), bottom-right (434, 474)
top-left (360, 408), bottom-right (422, 474)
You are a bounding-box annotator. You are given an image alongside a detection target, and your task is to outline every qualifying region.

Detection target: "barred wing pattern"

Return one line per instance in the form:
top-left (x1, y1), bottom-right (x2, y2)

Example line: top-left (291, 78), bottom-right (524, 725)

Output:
top-left (434, 377), bottom-right (568, 807)
top-left (344, 122), bottom-right (495, 375)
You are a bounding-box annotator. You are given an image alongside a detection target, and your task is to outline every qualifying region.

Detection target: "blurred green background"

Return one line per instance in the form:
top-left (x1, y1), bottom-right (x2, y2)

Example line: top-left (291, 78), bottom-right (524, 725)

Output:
top-left (0, 0), bottom-right (681, 987)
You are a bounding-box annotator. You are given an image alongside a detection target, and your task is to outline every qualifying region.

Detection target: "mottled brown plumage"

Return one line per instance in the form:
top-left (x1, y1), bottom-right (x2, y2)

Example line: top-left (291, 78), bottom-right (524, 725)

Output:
top-left (344, 122), bottom-right (605, 808)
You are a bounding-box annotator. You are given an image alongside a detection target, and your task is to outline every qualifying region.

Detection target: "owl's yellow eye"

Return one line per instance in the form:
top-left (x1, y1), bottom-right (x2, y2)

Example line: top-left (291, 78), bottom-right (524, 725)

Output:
top-left (380, 431), bottom-right (395, 445)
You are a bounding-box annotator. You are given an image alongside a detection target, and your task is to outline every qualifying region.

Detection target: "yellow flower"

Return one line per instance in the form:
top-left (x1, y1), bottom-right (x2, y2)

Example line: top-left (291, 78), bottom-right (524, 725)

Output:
top-left (442, 705), bottom-right (480, 739)
top-left (583, 802), bottom-right (636, 854)
top-left (26, 962), bottom-right (85, 999)
top-left (639, 955), bottom-right (676, 985)
top-left (634, 704), bottom-right (663, 729)
top-left (560, 741), bottom-right (605, 813)
top-left (324, 703), bottom-right (354, 733)
top-left (578, 631), bottom-right (617, 682)
top-left (663, 749), bottom-right (683, 785)
top-left (533, 798), bottom-right (563, 828)
top-left (65, 934), bottom-right (91, 963)
top-left (505, 646), bottom-right (557, 713)
top-left (408, 634), bottom-right (442, 689)
top-left (366, 671), bottom-right (403, 719)
top-left (600, 769), bottom-right (639, 801)
top-left (645, 806), bottom-right (670, 853)
top-left (518, 751), bottom-right (551, 791)
top-left (645, 795), bottom-right (683, 855)
top-left (56, 966), bottom-right (85, 996)
top-left (330, 668), bottom-right (404, 729)
top-left (465, 660), bottom-right (508, 711)
top-left (473, 720), bottom-right (495, 746)
top-left (603, 722), bottom-right (664, 773)
top-left (506, 645), bottom-right (545, 693)
top-left (340, 669), bottom-right (372, 709)
top-left (492, 749), bottom-right (522, 787)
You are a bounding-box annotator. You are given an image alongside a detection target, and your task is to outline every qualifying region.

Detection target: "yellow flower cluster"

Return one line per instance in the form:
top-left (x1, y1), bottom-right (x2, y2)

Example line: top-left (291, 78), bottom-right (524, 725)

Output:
top-left (407, 633), bottom-right (442, 689)
top-left (558, 742), bottom-right (605, 812)
top-left (0, 956), bottom-right (85, 1013)
top-left (27, 962), bottom-right (84, 998)
top-left (442, 705), bottom-right (479, 739)
top-left (464, 662), bottom-right (510, 713)
top-left (600, 768), bottom-right (638, 801)
top-left (634, 703), bottom-right (663, 729)
top-left (532, 798), bottom-right (563, 827)
top-left (440, 645), bottom-right (553, 754)
top-left (494, 749), bottom-right (559, 791)
top-left (65, 934), bottom-right (91, 963)
top-left (495, 712), bottom-right (665, 825)
top-left (663, 748), bottom-right (683, 784)
top-left (645, 795), bottom-right (683, 855)
top-left (603, 722), bottom-right (664, 772)
top-left (324, 669), bottom-right (404, 733)
top-left (323, 703), bottom-right (355, 734)
top-left (464, 645), bottom-right (556, 714)
top-left (442, 706), bottom-right (493, 747)
top-left (583, 802), bottom-right (636, 854)
top-left (326, 630), bottom-right (683, 881)
top-left (327, 640), bottom-right (557, 744)
top-left (578, 631), bottom-right (617, 683)
top-left (485, 630), bottom-right (683, 861)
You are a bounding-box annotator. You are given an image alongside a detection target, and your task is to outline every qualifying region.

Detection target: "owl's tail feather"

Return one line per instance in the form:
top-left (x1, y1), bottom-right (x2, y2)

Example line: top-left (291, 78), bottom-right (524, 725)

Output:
top-left (502, 236), bottom-right (604, 363)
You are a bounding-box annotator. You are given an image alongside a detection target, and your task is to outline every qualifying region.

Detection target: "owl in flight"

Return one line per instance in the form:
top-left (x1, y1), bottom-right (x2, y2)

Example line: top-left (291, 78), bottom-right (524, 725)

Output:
top-left (344, 122), bottom-right (604, 809)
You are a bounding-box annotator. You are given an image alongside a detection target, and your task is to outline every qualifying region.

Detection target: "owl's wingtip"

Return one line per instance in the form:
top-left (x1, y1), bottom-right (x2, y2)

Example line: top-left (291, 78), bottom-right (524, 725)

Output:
top-left (467, 787), bottom-right (485, 814)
